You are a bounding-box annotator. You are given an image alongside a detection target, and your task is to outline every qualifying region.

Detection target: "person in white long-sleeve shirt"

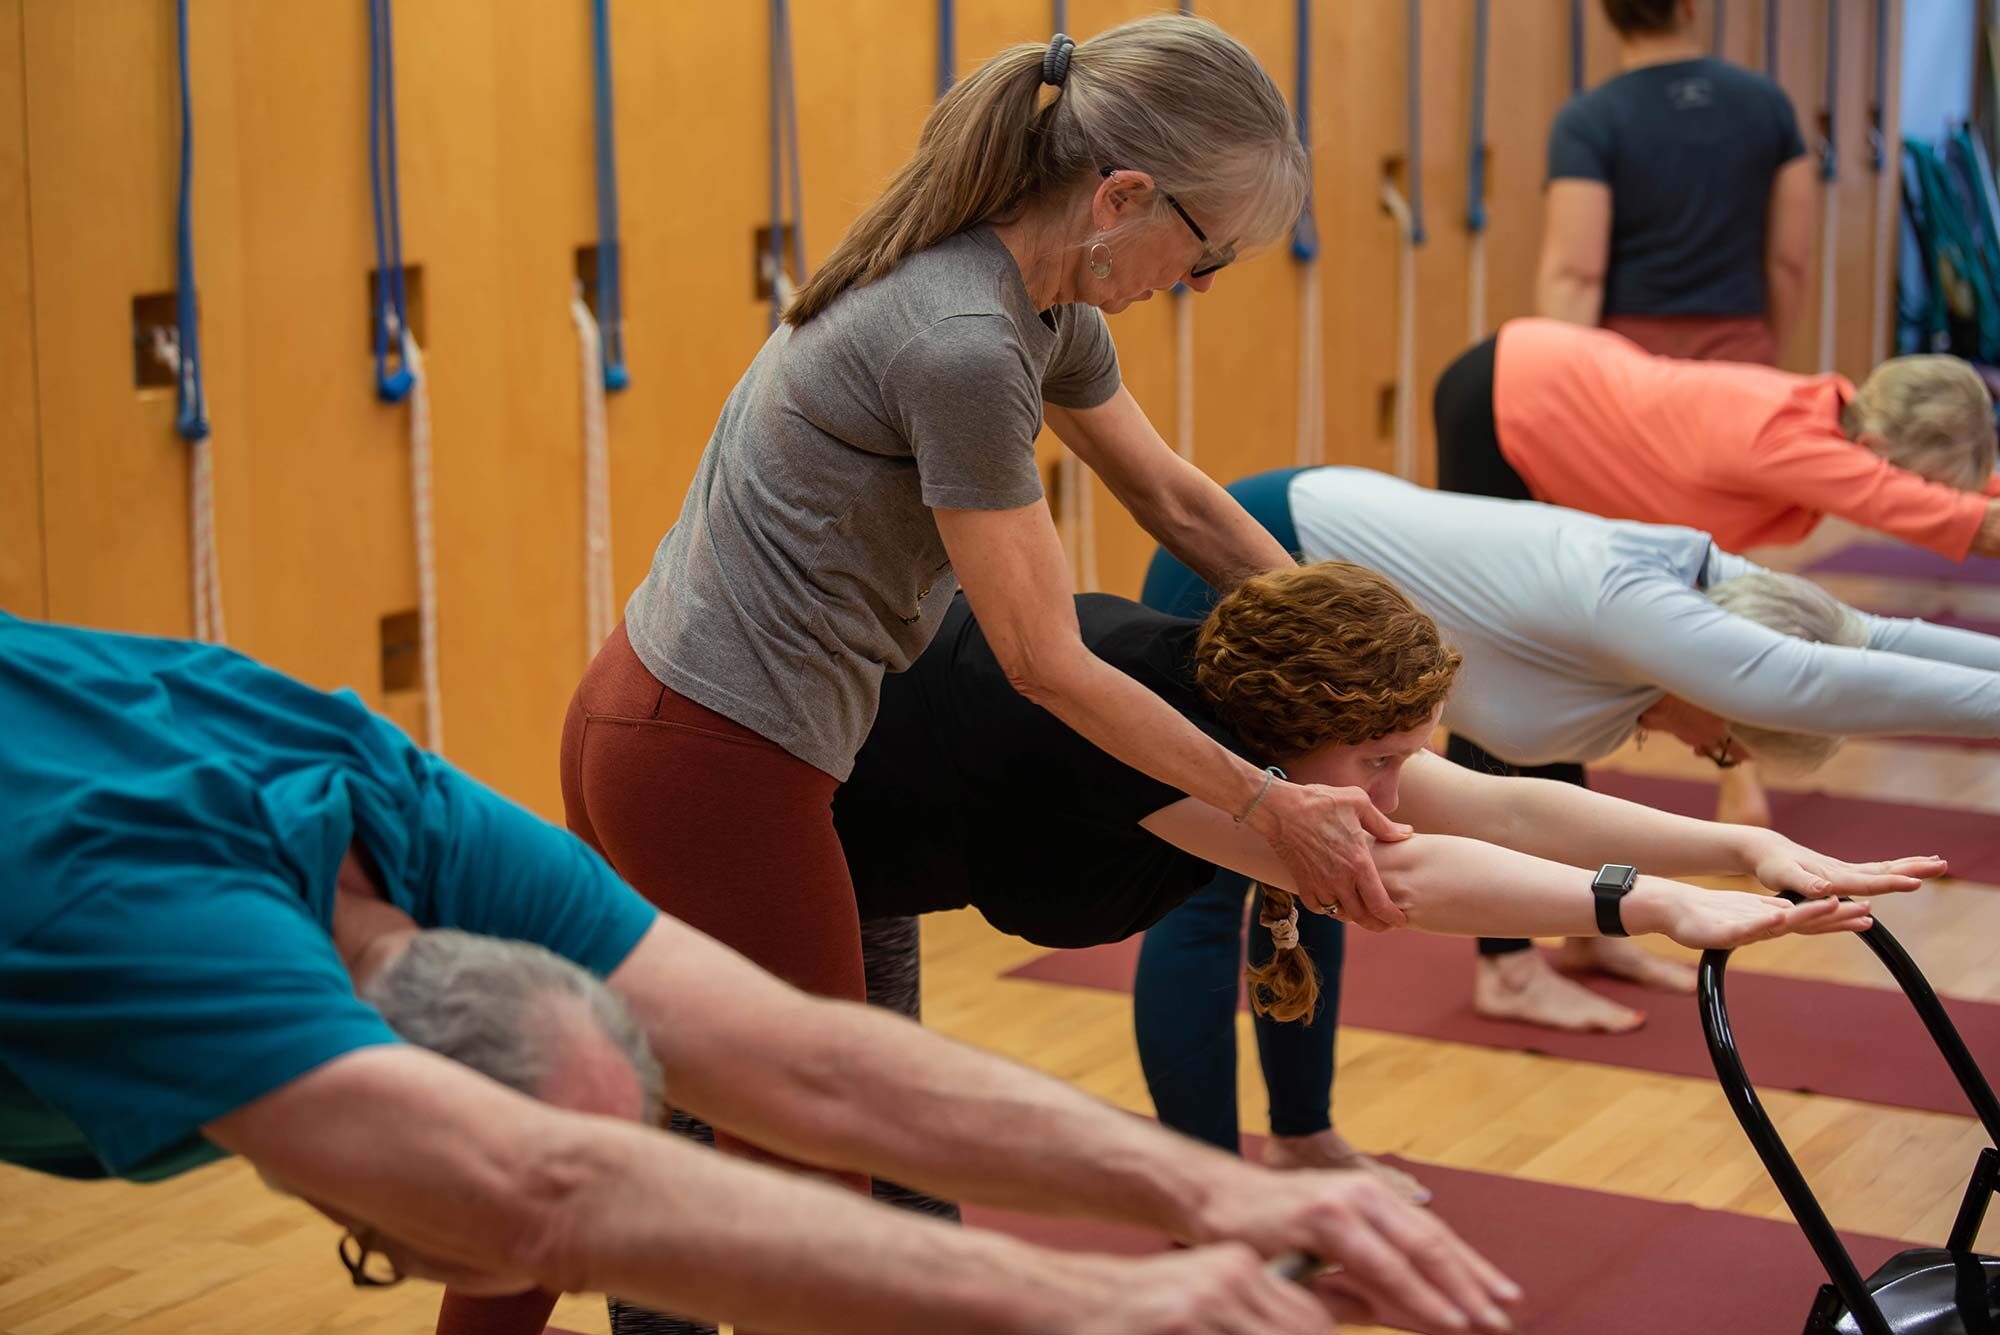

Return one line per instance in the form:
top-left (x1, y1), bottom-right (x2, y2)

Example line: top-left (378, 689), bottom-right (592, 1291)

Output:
top-left (1137, 465), bottom-right (2000, 1082)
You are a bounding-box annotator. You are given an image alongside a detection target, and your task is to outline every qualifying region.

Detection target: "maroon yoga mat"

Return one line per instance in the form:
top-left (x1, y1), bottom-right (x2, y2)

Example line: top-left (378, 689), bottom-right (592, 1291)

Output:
top-left (549, 1158), bottom-right (1910, 1335)
top-left (1008, 929), bottom-right (2000, 1118)
top-left (1586, 769), bottom-right (2000, 886)
top-left (1807, 543), bottom-right (2000, 585)
top-left (964, 1147), bottom-right (1911, 1335)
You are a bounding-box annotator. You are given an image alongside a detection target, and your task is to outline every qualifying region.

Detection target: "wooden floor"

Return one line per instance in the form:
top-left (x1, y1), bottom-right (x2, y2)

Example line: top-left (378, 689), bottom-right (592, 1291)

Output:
top-left (2, 549), bottom-right (1996, 1333)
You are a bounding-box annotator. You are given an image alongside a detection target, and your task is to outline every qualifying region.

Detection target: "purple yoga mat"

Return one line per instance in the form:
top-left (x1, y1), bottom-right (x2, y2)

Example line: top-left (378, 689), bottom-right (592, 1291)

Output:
top-left (1587, 769), bottom-right (2000, 885)
top-left (1806, 543), bottom-right (2000, 585)
top-left (1008, 929), bottom-right (2000, 1118)
top-left (966, 1145), bottom-right (1911, 1335)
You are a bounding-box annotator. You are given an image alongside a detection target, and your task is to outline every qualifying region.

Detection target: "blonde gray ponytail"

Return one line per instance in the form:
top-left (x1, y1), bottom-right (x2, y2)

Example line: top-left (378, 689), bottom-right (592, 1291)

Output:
top-left (785, 16), bottom-right (1307, 325)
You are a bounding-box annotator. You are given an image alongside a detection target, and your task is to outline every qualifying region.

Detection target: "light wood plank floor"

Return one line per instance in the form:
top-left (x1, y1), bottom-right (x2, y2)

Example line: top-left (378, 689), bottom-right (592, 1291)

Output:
top-left (3, 552), bottom-right (1995, 1333)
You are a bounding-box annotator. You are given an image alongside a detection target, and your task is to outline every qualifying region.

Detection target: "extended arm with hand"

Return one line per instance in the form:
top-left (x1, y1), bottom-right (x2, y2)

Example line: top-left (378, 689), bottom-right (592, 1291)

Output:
top-left (207, 1046), bottom-right (1144, 1335)
top-left (937, 500), bottom-right (1412, 929)
top-left (609, 917), bottom-right (1520, 1335)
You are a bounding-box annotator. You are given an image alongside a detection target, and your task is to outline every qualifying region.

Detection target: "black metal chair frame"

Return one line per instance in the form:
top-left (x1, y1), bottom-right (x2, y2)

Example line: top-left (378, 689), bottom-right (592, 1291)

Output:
top-left (1698, 904), bottom-right (2000, 1335)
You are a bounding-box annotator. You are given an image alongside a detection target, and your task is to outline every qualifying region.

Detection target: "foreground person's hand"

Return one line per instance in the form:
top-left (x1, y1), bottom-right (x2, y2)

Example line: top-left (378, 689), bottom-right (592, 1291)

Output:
top-left (1193, 1165), bottom-right (1522, 1334)
top-left (1068, 1246), bottom-right (1337, 1335)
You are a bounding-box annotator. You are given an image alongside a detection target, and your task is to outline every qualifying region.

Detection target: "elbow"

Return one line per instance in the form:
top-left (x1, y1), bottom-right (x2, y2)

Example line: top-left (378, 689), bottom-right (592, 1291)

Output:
top-left (487, 1123), bottom-right (615, 1295)
top-left (1368, 838), bottom-right (1428, 917)
top-left (998, 635), bottom-right (1088, 710)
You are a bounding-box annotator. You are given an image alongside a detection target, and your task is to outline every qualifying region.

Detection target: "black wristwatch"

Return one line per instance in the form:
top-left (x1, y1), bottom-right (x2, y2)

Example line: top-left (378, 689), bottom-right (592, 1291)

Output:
top-left (1592, 864), bottom-right (1638, 937)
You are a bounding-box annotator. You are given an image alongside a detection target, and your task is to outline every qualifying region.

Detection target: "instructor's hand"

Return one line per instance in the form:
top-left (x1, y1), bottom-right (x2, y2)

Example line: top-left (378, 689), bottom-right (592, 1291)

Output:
top-left (1194, 1167), bottom-right (1522, 1335)
top-left (1250, 781), bottom-right (1411, 930)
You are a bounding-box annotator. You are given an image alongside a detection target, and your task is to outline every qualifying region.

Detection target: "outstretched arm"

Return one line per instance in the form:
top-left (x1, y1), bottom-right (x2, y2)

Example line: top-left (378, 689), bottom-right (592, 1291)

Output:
top-left (1140, 781), bottom-right (1889, 949)
top-left (207, 1047), bottom-right (1135, 1335)
top-left (1391, 750), bottom-right (1943, 898)
top-left (607, 917), bottom-right (1519, 1335)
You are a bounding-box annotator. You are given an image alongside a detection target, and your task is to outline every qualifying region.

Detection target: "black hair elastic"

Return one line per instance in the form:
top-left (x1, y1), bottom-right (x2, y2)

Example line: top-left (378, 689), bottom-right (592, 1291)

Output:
top-left (1042, 33), bottom-right (1076, 87)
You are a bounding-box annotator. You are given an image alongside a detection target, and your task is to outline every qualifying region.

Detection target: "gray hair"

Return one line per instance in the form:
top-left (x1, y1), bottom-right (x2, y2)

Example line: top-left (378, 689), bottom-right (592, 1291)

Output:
top-left (1706, 571), bottom-right (1870, 772)
top-left (362, 930), bottom-right (664, 1123)
top-left (1844, 355), bottom-right (1997, 490)
top-left (785, 15), bottom-right (1308, 324)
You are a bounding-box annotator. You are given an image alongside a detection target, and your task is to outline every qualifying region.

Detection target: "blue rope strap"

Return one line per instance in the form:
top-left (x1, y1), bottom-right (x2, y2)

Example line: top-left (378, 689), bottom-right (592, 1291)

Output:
top-left (767, 0), bottom-right (805, 330)
top-left (174, 0), bottom-right (208, 443)
top-left (1467, 0), bottom-right (1490, 236)
top-left (591, 0), bottom-right (629, 390)
top-left (1291, 0), bottom-right (1318, 261)
top-left (368, 0), bottom-right (414, 403)
top-left (1408, 0), bottom-right (1426, 246)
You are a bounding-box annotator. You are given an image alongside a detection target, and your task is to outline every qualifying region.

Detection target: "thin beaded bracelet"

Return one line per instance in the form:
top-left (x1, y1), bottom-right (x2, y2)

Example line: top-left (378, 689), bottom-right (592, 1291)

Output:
top-left (1234, 765), bottom-right (1287, 825)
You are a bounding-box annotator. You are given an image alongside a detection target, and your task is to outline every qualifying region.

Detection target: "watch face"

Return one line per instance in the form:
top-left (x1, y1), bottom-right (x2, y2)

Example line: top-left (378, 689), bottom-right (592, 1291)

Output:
top-left (1594, 864), bottom-right (1637, 892)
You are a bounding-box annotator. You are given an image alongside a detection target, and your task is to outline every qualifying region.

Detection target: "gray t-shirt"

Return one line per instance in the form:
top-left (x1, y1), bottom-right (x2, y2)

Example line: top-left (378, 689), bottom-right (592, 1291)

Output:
top-left (626, 225), bottom-right (1122, 779)
top-left (1290, 468), bottom-right (2000, 766)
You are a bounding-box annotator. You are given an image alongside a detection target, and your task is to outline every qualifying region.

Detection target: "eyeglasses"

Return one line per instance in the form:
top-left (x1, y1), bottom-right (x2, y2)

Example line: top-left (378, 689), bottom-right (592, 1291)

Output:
top-left (1697, 734), bottom-right (1743, 770)
top-left (1099, 167), bottom-right (1234, 278)
top-left (339, 1228), bottom-right (406, 1288)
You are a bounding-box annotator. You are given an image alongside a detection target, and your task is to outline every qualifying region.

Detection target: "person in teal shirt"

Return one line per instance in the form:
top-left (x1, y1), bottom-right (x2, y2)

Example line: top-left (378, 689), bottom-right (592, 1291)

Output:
top-left (0, 612), bottom-right (1523, 1335)
top-left (0, 611), bottom-right (657, 1181)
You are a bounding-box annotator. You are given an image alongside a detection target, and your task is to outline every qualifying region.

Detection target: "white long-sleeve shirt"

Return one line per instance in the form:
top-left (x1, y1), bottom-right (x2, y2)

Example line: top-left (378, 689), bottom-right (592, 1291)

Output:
top-left (1288, 468), bottom-right (2000, 766)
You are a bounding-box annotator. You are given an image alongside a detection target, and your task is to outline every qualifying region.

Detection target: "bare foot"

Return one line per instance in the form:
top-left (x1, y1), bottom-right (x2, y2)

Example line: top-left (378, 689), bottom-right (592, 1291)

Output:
top-left (1559, 935), bottom-right (1697, 994)
top-left (1473, 950), bottom-right (1645, 1033)
top-left (1715, 761), bottom-right (1773, 828)
top-left (1263, 1128), bottom-right (1433, 1205)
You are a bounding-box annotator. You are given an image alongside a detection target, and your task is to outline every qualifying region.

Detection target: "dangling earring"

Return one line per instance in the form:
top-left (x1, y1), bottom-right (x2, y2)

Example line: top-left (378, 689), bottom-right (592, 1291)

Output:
top-left (1088, 241), bottom-right (1113, 279)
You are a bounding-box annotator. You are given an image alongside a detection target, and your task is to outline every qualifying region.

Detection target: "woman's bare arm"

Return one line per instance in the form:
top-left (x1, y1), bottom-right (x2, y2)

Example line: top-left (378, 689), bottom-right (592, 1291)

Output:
top-left (1043, 388), bottom-right (1292, 593)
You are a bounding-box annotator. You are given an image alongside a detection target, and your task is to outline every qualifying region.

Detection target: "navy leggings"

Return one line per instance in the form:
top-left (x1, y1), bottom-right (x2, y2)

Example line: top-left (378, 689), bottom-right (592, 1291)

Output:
top-left (1132, 470), bottom-right (1344, 1149)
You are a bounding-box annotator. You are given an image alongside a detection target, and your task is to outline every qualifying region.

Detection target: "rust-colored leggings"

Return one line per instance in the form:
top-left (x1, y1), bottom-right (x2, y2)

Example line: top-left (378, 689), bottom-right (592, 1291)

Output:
top-left (436, 623), bottom-right (868, 1335)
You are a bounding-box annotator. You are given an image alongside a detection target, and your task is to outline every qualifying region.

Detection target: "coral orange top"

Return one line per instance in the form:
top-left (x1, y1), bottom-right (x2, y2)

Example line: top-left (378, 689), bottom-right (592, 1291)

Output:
top-left (1492, 319), bottom-right (1993, 557)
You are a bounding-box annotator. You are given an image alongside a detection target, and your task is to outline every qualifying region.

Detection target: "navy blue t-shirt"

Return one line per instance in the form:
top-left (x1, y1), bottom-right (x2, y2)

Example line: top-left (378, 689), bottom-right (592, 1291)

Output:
top-left (1547, 57), bottom-right (1807, 318)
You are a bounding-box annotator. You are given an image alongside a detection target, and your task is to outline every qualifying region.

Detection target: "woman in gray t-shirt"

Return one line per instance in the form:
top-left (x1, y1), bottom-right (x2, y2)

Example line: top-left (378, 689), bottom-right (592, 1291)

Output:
top-left (555, 13), bottom-right (1432, 1287)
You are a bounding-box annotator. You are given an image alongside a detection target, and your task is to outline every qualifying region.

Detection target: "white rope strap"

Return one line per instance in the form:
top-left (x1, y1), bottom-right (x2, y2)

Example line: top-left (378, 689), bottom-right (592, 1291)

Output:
top-left (188, 436), bottom-right (224, 644)
top-left (1173, 291), bottom-right (1195, 463)
top-left (571, 284), bottom-right (616, 654)
top-left (153, 325), bottom-right (225, 644)
top-left (1295, 256), bottom-right (1325, 467)
top-left (1869, 153), bottom-right (1895, 367)
top-left (1467, 227), bottom-right (1489, 346)
top-left (399, 324), bottom-right (444, 754)
top-left (1379, 176), bottom-right (1420, 481)
top-left (1056, 448), bottom-right (1100, 593)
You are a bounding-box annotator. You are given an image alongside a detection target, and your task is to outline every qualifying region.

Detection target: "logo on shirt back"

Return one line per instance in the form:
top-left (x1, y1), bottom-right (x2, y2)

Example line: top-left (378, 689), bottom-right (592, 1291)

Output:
top-left (1667, 78), bottom-right (1714, 111)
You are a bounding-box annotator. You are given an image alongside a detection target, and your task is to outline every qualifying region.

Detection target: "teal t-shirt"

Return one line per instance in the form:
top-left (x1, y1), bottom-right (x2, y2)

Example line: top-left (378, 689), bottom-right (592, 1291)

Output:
top-left (0, 614), bottom-right (658, 1182)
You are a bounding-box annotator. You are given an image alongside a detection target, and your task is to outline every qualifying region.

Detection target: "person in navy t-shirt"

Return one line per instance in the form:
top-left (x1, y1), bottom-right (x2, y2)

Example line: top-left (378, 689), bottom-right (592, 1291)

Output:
top-left (1535, 0), bottom-right (1812, 365)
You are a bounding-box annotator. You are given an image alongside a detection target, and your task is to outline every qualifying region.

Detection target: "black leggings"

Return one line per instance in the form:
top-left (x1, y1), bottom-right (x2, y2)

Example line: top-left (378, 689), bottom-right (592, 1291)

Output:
top-left (1445, 734), bottom-right (1589, 956)
top-left (1433, 335), bottom-right (1532, 502)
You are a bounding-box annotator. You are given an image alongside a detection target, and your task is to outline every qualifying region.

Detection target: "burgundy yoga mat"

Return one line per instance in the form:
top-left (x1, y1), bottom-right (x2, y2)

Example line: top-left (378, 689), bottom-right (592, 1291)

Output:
top-left (1806, 543), bottom-right (2000, 586)
top-left (964, 1148), bottom-right (1910, 1335)
top-left (1008, 929), bottom-right (2000, 1118)
top-left (1586, 768), bottom-right (2000, 886)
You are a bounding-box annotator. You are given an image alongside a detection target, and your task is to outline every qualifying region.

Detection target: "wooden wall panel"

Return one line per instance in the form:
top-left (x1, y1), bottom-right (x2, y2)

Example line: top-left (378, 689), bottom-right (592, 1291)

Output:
top-left (0, 0), bottom-right (42, 619)
top-left (7, 0), bottom-right (1916, 818)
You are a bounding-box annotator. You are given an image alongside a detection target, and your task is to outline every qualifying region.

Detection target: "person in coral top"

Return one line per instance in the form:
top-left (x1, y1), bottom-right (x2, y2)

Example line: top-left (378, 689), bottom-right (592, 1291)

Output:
top-left (1437, 319), bottom-right (2000, 563)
